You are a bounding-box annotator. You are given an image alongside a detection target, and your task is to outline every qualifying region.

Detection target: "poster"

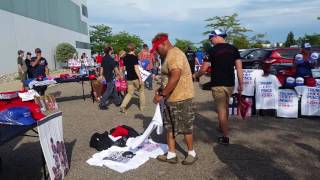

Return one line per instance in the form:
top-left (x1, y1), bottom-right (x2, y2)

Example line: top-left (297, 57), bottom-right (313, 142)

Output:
top-left (234, 69), bottom-right (263, 96)
top-left (277, 89), bottom-right (299, 118)
top-left (138, 66), bottom-right (151, 82)
top-left (255, 75), bottom-right (281, 110)
top-left (301, 87), bottom-right (320, 116)
top-left (38, 112), bottom-right (69, 180)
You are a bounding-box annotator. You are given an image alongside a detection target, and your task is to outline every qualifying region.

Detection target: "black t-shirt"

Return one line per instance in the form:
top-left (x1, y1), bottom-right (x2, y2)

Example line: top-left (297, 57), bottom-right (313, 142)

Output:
top-left (124, 54), bottom-right (139, 81)
top-left (185, 50), bottom-right (196, 66)
top-left (31, 57), bottom-right (48, 78)
top-left (208, 43), bottom-right (241, 87)
top-left (101, 55), bottom-right (117, 82)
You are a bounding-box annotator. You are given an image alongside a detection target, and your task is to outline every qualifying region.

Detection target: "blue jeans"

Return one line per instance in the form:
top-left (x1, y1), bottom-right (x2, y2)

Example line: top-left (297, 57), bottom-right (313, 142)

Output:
top-left (99, 81), bottom-right (122, 107)
top-left (145, 71), bottom-right (153, 89)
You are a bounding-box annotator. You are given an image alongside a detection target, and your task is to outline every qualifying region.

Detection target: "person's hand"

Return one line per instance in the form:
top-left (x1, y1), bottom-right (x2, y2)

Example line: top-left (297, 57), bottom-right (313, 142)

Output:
top-left (237, 85), bottom-right (243, 94)
top-left (192, 73), bottom-right (197, 80)
top-left (153, 94), bottom-right (163, 104)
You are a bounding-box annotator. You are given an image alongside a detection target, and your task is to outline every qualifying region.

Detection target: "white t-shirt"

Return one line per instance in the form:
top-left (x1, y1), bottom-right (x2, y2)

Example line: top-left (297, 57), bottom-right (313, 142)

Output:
top-left (255, 74), bottom-right (281, 110)
top-left (234, 69), bottom-right (264, 96)
top-left (277, 89), bottom-right (299, 118)
top-left (301, 86), bottom-right (320, 116)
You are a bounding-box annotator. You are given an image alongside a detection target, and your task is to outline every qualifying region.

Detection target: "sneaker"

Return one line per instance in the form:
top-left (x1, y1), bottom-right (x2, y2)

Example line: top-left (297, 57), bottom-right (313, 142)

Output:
top-left (156, 154), bottom-right (178, 164)
top-left (99, 105), bottom-right (108, 110)
top-left (120, 107), bottom-right (126, 113)
top-left (218, 136), bottom-right (229, 145)
top-left (181, 154), bottom-right (198, 165)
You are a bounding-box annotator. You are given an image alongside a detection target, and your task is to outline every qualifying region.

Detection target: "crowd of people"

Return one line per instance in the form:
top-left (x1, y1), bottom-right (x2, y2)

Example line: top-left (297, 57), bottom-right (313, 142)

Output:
top-left (17, 48), bottom-right (48, 90)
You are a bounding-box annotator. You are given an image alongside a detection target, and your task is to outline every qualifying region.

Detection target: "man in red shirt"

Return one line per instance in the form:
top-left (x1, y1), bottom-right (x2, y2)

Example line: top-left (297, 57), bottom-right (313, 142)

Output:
top-left (138, 44), bottom-right (155, 90)
top-left (96, 53), bottom-right (103, 65)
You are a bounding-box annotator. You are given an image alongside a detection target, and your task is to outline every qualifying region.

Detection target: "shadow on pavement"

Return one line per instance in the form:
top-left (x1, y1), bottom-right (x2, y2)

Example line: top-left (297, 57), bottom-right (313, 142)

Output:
top-left (0, 139), bottom-right (76, 180)
top-left (295, 143), bottom-right (320, 161)
top-left (55, 95), bottom-right (92, 103)
top-left (214, 144), bottom-right (294, 180)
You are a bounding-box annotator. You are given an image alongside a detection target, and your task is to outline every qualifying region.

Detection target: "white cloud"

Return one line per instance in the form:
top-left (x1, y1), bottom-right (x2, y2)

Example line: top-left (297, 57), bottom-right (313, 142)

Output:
top-left (87, 0), bottom-right (320, 43)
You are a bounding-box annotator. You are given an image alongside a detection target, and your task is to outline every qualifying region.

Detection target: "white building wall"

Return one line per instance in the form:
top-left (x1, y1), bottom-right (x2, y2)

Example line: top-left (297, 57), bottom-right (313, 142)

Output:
top-left (0, 5), bottom-right (90, 74)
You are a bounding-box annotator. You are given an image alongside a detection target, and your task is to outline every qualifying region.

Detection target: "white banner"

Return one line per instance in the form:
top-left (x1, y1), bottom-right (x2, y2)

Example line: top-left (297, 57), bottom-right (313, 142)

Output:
top-left (277, 89), bottom-right (299, 118)
top-left (301, 87), bottom-right (320, 116)
top-left (38, 112), bottom-right (69, 180)
top-left (138, 66), bottom-right (151, 82)
top-left (234, 69), bottom-right (263, 96)
top-left (255, 75), bottom-right (281, 110)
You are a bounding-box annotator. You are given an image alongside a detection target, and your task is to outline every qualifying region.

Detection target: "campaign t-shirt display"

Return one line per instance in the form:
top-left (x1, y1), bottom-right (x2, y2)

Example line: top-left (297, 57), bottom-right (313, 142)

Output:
top-left (124, 54), bottom-right (139, 81)
top-left (301, 86), bottom-right (320, 116)
top-left (255, 75), bottom-right (281, 110)
top-left (277, 89), bottom-right (299, 118)
top-left (101, 55), bottom-right (117, 82)
top-left (31, 57), bottom-right (48, 77)
top-left (208, 43), bottom-right (241, 87)
top-left (234, 69), bottom-right (263, 96)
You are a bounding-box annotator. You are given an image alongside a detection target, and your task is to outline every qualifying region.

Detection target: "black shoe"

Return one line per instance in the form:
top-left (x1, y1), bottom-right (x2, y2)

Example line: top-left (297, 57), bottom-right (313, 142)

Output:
top-left (99, 105), bottom-right (108, 110)
top-left (218, 136), bottom-right (229, 145)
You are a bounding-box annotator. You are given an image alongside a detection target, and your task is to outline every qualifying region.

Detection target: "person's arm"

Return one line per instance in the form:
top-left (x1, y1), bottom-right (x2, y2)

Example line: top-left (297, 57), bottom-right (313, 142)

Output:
top-left (114, 65), bottom-right (121, 79)
top-left (31, 56), bottom-right (41, 67)
top-left (134, 64), bottom-right (142, 83)
top-left (195, 57), bottom-right (200, 65)
top-left (235, 59), bottom-right (244, 93)
top-left (45, 66), bottom-right (49, 76)
top-left (193, 61), bottom-right (210, 79)
top-left (17, 62), bottom-right (24, 73)
top-left (100, 66), bottom-right (104, 78)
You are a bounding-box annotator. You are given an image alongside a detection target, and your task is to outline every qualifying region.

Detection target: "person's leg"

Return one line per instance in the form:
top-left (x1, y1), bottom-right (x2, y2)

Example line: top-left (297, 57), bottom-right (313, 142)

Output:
top-left (217, 107), bottom-right (229, 137)
top-left (135, 80), bottom-right (145, 110)
top-left (112, 83), bottom-right (122, 106)
top-left (120, 80), bottom-right (134, 110)
top-left (167, 132), bottom-right (176, 152)
top-left (184, 134), bottom-right (193, 151)
top-left (99, 82), bottom-right (113, 107)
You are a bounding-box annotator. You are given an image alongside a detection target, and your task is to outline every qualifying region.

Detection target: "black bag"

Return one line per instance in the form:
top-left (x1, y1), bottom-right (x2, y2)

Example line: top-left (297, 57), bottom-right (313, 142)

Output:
top-left (89, 132), bottom-right (113, 151)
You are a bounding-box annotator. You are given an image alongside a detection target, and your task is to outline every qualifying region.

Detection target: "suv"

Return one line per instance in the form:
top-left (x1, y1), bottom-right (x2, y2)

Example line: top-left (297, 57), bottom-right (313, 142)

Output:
top-left (242, 48), bottom-right (300, 71)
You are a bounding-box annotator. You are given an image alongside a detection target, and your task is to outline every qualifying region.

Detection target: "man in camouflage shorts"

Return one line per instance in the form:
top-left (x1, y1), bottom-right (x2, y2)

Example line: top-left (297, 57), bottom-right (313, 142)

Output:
top-left (152, 33), bottom-right (197, 165)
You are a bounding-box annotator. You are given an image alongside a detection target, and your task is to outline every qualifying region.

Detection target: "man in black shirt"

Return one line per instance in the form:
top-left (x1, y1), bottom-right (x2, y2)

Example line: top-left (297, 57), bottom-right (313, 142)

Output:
top-left (185, 46), bottom-right (199, 79)
top-left (194, 30), bottom-right (243, 145)
top-left (31, 48), bottom-right (48, 78)
top-left (99, 45), bottom-right (122, 109)
top-left (120, 43), bottom-right (145, 113)
top-left (25, 52), bottom-right (33, 79)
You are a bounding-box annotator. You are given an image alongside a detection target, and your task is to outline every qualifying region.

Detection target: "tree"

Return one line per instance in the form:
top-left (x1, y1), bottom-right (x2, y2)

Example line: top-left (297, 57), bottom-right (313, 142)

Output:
top-left (111, 31), bottom-right (144, 54)
top-left (204, 13), bottom-right (251, 43)
top-left (56, 43), bottom-right (76, 62)
top-left (174, 39), bottom-right (196, 52)
top-left (284, 31), bottom-right (296, 47)
top-left (90, 24), bottom-right (112, 54)
top-left (232, 35), bottom-right (250, 49)
top-left (250, 33), bottom-right (268, 48)
top-left (296, 34), bottom-right (320, 47)
top-left (201, 40), bottom-right (212, 52)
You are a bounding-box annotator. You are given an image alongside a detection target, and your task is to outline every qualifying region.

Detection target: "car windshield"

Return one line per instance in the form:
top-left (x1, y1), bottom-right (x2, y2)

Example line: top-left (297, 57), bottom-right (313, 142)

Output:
top-left (240, 50), bottom-right (254, 58)
top-left (245, 50), bottom-right (271, 60)
top-left (277, 49), bottom-right (300, 59)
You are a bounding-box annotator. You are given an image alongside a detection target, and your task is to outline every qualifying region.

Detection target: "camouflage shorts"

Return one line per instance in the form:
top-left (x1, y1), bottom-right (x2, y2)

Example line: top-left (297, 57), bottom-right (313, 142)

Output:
top-left (163, 98), bottom-right (195, 136)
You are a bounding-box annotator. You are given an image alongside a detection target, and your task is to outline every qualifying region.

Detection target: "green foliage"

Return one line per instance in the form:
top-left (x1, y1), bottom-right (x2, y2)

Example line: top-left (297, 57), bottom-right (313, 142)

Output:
top-left (89, 25), bottom-right (143, 54)
top-left (296, 33), bottom-right (320, 47)
top-left (90, 24), bottom-right (112, 54)
top-left (111, 31), bottom-right (144, 54)
top-left (204, 13), bottom-right (251, 43)
top-left (174, 39), bottom-right (196, 52)
top-left (284, 31), bottom-right (296, 47)
top-left (232, 35), bottom-right (250, 49)
top-left (201, 40), bottom-right (212, 52)
top-left (55, 43), bottom-right (76, 62)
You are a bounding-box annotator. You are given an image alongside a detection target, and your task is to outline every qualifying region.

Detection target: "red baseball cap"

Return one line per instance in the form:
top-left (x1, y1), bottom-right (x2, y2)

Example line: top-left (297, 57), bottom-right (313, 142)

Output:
top-left (150, 35), bottom-right (168, 53)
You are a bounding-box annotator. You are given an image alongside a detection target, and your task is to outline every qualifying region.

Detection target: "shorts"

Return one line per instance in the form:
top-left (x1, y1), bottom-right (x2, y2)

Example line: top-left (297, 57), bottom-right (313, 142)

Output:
top-left (211, 86), bottom-right (234, 111)
top-left (163, 98), bottom-right (195, 136)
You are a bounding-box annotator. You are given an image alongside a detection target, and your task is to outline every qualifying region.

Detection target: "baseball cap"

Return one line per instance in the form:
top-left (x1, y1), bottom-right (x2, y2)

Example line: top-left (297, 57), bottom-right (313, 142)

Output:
top-left (303, 43), bottom-right (312, 49)
top-left (0, 107), bottom-right (36, 125)
top-left (295, 54), bottom-right (304, 64)
top-left (310, 52), bottom-right (319, 61)
top-left (208, 29), bottom-right (227, 40)
top-left (295, 77), bottom-right (304, 86)
top-left (285, 77), bottom-right (296, 88)
top-left (35, 48), bottom-right (42, 53)
top-left (150, 34), bottom-right (168, 53)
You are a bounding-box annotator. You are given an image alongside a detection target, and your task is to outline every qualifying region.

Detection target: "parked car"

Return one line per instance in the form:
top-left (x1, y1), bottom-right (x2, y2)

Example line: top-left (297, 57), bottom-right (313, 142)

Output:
top-left (241, 48), bottom-right (300, 74)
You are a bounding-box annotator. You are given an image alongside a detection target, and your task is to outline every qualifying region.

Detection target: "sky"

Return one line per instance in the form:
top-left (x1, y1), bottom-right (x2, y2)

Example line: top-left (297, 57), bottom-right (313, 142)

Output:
top-left (87, 0), bottom-right (320, 45)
